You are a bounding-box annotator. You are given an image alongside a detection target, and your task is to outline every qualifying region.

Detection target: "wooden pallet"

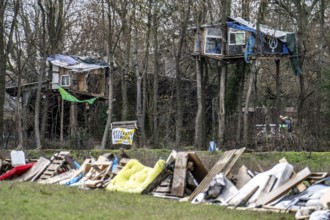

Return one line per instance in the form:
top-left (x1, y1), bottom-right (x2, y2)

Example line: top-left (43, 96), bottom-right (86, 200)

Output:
top-left (38, 151), bottom-right (71, 181)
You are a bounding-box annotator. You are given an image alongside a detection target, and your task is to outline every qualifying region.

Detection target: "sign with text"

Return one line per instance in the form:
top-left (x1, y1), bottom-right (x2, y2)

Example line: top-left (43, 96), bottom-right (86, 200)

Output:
top-left (112, 128), bottom-right (135, 145)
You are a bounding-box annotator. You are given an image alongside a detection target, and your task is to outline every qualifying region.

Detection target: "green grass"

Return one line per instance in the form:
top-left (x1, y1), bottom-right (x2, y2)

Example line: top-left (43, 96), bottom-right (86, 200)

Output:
top-left (0, 182), bottom-right (293, 220)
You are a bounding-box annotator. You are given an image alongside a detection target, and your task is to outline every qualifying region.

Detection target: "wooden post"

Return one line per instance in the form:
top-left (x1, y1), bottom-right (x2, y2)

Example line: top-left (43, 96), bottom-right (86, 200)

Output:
top-left (60, 99), bottom-right (64, 142)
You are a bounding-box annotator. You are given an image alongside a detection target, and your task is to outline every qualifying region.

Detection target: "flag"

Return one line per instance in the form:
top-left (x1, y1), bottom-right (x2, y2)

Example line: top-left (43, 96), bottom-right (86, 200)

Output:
top-left (58, 86), bottom-right (97, 104)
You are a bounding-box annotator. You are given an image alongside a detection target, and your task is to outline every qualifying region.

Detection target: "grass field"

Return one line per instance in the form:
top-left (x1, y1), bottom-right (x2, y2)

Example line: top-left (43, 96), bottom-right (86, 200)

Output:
top-left (0, 182), bottom-right (293, 220)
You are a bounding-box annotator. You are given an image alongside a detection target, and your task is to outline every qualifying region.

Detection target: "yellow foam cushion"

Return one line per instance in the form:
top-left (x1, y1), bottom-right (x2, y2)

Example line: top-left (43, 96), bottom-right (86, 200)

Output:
top-left (106, 159), bottom-right (165, 193)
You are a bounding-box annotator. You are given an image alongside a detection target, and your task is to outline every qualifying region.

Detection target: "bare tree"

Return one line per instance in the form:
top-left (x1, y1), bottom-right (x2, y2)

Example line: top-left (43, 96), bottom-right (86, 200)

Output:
top-left (0, 0), bottom-right (19, 148)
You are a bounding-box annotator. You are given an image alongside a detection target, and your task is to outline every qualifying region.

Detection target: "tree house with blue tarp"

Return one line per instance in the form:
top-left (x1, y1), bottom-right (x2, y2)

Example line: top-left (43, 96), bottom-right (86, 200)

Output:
top-left (193, 17), bottom-right (301, 75)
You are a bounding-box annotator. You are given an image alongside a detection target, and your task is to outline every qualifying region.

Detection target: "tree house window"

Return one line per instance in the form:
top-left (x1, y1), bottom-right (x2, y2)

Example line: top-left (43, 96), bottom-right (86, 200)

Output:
top-left (60, 75), bottom-right (71, 87)
top-left (228, 29), bottom-right (245, 45)
top-left (204, 27), bottom-right (222, 55)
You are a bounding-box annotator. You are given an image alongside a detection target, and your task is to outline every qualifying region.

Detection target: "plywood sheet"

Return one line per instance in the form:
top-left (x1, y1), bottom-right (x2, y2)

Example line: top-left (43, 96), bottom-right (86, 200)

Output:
top-left (188, 152), bottom-right (208, 183)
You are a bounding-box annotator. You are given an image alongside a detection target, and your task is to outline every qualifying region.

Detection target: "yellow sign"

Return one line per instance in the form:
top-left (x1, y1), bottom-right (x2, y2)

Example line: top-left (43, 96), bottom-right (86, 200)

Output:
top-left (112, 128), bottom-right (135, 145)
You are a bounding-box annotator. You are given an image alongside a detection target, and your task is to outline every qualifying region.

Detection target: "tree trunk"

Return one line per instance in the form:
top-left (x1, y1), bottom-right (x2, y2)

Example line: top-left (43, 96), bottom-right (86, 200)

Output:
top-left (15, 49), bottom-right (24, 149)
top-left (275, 59), bottom-right (281, 144)
top-left (195, 57), bottom-right (204, 150)
top-left (243, 61), bottom-right (256, 146)
top-left (133, 2), bottom-right (142, 148)
top-left (40, 96), bottom-right (49, 142)
top-left (297, 74), bottom-right (305, 127)
top-left (236, 62), bottom-right (246, 144)
top-left (121, 6), bottom-right (131, 121)
top-left (218, 62), bottom-right (227, 146)
top-left (152, 3), bottom-right (159, 145)
top-left (70, 102), bottom-right (77, 137)
top-left (0, 0), bottom-right (19, 148)
top-left (175, 0), bottom-right (191, 147)
top-left (35, 1), bottom-right (48, 149)
top-left (140, 0), bottom-right (152, 147)
top-left (60, 99), bottom-right (64, 142)
top-left (100, 0), bottom-right (114, 150)
top-left (315, 0), bottom-right (325, 150)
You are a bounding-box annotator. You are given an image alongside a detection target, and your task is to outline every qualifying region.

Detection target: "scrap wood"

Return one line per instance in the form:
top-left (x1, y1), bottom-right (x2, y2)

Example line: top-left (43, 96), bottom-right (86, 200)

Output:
top-left (112, 158), bottom-right (131, 176)
top-left (142, 166), bottom-right (172, 194)
top-left (308, 172), bottom-right (328, 181)
top-left (188, 149), bottom-right (236, 201)
top-left (15, 157), bottom-right (50, 182)
top-left (187, 152), bottom-right (208, 183)
top-left (188, 148), bottom-right (245, 201)
top-left (84, 179), bottom-right (103, 188)
top-left (83, 156), bottom-right (111, 183)
top-left (38, 151), bottom-right (71, 181)
top-left (256, 167), bottom-right (311, 206)
top-left (69, 158), bottom-right (93, 180)
top-left (166, 150), bottom-right (177, 164)
top-left (169, 152), bottom-right (208, 197)
top-left (38, 169), bottom-right (76, 185)
top-left (228, 206), bottom-right (291, 213)
top-left (279, 157), bottom-right (307, 192)
top-left (171, 152), bottom-right (189, 197)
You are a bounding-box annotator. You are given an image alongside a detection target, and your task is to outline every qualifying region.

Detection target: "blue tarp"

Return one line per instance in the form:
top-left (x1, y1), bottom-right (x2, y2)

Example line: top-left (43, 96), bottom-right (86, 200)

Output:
top-left (227, 22), bottom-right (257, 34)
top-left (64, 161), bottom-right (82, 186)
top-left (245, 35), bottom-right (256, 63)
top-left (228, 19), bottom-right (293, 68)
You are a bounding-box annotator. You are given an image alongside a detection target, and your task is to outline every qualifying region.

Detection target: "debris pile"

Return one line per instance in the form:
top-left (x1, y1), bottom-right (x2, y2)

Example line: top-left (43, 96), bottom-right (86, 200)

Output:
top-left (1, 148), bottom-right (329, 219)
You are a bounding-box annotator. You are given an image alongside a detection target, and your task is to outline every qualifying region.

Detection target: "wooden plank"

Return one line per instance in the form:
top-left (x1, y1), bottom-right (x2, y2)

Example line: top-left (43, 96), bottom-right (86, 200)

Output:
top-left (15, 157), bottom-right (50, 182)
top-left (155, 185), bottom-right (172, 193)
top-left (188, 148), bottom-right (245, 201)
top-left (142, 167), bottom-right (171, 194)
top-left (224, 148), bottom-right (246, 176)
top-left (279, 157), bottom-right (306, 192)
top-left (38, 169), bottom-right (76, 184)
top-left (31, 162), bottom-right (51, 182)
top-left (171, 152), bottom-right (188, 197)
top-left (188, 150), bottom-right (236, 201)
top-left (187, 152), bottom-right (208, 183)
top-left (166, 150), bottom-right (177, 164)
top-left (257, 167), bottom-right (311, 206)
